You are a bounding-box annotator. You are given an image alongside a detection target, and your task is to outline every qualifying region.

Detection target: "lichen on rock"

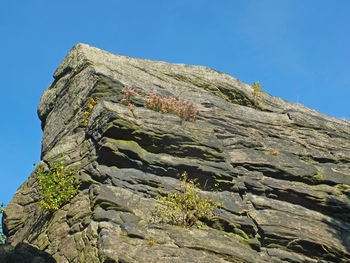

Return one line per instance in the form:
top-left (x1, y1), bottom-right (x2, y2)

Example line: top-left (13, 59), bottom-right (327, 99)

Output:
top-left (1, 43), bottom-right (350, 263)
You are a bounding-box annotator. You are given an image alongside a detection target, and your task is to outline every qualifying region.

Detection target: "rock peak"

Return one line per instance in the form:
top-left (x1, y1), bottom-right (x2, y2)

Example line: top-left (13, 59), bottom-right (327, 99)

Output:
top-left (2, 44), bottom-right (350, 262)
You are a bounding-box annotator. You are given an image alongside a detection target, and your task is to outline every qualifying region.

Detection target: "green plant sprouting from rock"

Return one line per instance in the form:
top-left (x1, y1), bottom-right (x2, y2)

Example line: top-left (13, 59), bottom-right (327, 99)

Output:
top-left (35, 159), bottom-right (80, 212)
top-left (155, 172), bottom-right (222, 229)
top-left (82, 97), bottom-right (99, 126)
top-left (145, 93), bottom-right (199, 122)
top-left (0, 203), bottom-right (6, 244)
top-left (251, 82), bottom-right (263, 108)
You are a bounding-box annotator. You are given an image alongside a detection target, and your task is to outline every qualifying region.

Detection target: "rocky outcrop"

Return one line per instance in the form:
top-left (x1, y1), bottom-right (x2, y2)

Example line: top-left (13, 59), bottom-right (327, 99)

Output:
top-left (2, 43), bottom-right (350, 262)
top-left (0, 243), bottom-right (55, 263)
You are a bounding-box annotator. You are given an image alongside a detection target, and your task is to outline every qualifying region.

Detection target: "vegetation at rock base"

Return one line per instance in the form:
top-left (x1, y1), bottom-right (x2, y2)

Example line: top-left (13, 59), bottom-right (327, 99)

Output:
top-left (145, 93), bottom-right (199, 122)
top-left (35, 160), bottom-right (80, 212)
top-left (251, 82), bottom-right (263, 108)
top-left (154, 172), bottom-right (222, 229)
top-left (0, 203), bottom-right (6, 244)
top-left (121, 86), bottom-right (140, 111)
top-left (82, 97), bottom-right (99, 126)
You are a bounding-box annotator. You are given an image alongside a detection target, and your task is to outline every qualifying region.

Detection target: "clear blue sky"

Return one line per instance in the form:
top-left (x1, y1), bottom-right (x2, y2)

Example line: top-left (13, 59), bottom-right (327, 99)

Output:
top-left (1, 1), bottom-right (349, 213)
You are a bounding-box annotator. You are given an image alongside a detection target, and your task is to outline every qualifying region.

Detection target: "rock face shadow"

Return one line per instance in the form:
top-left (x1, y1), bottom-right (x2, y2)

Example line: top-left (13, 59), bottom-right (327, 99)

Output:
top-left (324, 196), bottom-right (350, 260)
top-left (0, 243), bottom-right (56, 263)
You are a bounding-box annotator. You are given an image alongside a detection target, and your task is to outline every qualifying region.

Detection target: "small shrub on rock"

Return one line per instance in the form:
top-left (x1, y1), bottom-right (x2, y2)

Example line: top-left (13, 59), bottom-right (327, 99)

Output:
top-left (155, 172), bottom-right (221, 229)
top-left (121, 86), bottom-right (140, 111)
top-left (266, 149), bottom-right (280, 156)
top-left (82, 97), bottom-right (99, 126)
top-left (145, 93), bottom-right (199, 122)
top-left (0, 203), bottom-right (6, 244)
top-left (35, 160), bottom-right (80, 212)
top-left (251, 82), bottom-right (263, 108)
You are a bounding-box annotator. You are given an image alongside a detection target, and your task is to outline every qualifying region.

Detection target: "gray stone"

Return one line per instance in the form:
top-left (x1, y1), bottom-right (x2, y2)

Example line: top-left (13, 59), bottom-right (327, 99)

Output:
top-left (2, 43), bottom-right (350, 262)
top-left (0, 243), bottom-right (56, 263)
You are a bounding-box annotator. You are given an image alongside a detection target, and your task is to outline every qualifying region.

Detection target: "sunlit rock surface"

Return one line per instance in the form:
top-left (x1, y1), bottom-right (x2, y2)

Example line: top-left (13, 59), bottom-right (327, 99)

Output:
top-left (2, 43), bottom-right (350, 263)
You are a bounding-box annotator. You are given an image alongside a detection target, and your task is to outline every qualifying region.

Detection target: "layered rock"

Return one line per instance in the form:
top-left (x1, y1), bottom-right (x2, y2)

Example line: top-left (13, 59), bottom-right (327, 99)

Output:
top-left (2, 43), bottom-right (350, 263)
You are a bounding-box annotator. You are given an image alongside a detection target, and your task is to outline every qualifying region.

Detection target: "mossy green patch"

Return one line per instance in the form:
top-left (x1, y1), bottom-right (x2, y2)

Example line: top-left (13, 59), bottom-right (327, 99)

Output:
top-left (335, 184), bottom-right (350, 195)
top-left (104, 121), bottom-right (224, 162)
top-left (199, 83), bottom-right (254, 108)
top-left (212, 220), bottom-right (225, 231)
top-left (215, 179), bottom-right (234, 184)
top-left (102, 138), bottom-right (157, 168)
top-left (111, 139), bottom-right (148, 159)
top-left (232, 226), bottom-right (250, 240)
top-left (309, 171), bottom-right (324, 184)
top-left (93, 75), bottom-right (124, 99)
top-left (266, 243), bottom-right (285, 249)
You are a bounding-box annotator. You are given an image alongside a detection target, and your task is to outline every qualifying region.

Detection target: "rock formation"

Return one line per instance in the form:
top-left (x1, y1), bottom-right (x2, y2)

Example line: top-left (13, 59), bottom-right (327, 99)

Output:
top-left (2, 43), bottom-right (350, 262)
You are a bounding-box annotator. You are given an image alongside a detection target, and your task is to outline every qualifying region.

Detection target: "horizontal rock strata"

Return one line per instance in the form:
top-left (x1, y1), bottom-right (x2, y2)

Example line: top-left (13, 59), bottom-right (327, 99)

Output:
top-left (2, 43), bottom-right (350, 263)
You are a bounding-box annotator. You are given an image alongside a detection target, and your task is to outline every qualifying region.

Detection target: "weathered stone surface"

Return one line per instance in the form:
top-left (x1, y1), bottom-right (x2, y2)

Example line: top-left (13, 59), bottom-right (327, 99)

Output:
top-left (2, 43), bottom-right (350, 262)
top-left (0, 243), bottom-right (56, 263)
